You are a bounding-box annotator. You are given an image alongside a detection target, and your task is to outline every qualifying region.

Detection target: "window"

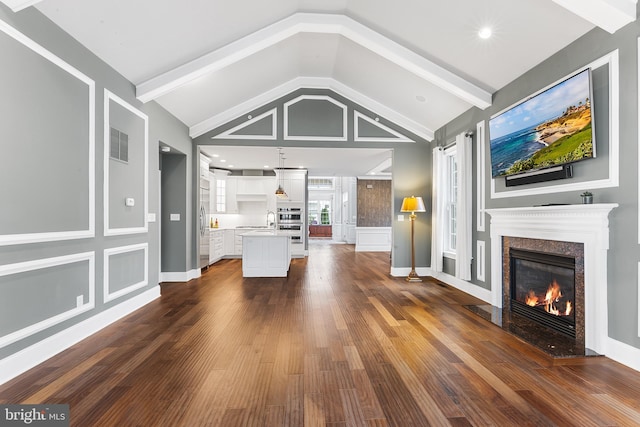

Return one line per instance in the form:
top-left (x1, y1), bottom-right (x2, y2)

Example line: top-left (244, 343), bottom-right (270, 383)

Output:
top-left (444, 146), bottom-right (457, 257)
top-left (215, 179), bottom-right (226, 212)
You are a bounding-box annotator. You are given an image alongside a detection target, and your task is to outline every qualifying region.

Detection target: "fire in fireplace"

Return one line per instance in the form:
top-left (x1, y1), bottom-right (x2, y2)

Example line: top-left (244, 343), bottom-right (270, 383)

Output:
top-left (510, 249), bottom-right (576, 338)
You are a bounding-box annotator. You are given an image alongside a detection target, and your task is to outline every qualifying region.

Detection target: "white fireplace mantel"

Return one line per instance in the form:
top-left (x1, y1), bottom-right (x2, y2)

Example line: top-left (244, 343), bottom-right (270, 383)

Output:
top-left (485, 203), bottom-right (618, 355)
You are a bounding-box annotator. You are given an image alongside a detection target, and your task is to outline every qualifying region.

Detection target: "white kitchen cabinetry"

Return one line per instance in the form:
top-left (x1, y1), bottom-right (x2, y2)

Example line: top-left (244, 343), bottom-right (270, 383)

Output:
top-left (225, 176), bottom-right (238, 213)
top-left (209, 229), bottom-right (224, 264)
top-left (241, 231), bottom-right (291, 277)
top-left (224, 229), bottom-right (235, 256)
top-left (275, 170), bottom-right (306, 202)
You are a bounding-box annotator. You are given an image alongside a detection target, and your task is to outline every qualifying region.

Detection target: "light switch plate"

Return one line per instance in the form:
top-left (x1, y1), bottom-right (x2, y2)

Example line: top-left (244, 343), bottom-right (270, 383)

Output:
top-left (170, 214), bottom-right (180, 221)
top-left (125, 197), bottom-right (135, 207)
top-left (398, 215), bottom-right (405, 221)
top-left (148, 213), bottom-right (156, 222)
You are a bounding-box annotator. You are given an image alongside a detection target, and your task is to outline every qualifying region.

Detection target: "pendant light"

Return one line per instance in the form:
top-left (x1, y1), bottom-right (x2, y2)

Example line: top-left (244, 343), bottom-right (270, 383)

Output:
top-left (275, 148), bottom-right (288, 198)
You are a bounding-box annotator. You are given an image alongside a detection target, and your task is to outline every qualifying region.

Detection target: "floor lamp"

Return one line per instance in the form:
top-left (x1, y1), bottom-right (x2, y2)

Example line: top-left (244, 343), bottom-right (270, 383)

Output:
top-left (401, 196), bottom-right (426, 282)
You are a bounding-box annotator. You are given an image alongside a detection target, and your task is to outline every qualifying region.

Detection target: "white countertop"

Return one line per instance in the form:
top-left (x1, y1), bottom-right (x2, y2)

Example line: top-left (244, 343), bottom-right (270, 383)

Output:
top-left (240, 229), bottom-right (289, 237)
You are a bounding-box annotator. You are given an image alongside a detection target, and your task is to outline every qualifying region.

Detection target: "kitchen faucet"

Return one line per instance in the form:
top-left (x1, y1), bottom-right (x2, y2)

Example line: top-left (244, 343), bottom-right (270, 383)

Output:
top-left (266, 211), bottom-right (276, 228)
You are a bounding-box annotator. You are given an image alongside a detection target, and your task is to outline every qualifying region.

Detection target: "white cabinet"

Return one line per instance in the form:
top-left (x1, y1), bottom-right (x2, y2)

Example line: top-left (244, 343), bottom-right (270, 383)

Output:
top-left (199, 154), bottom-right (210, 179)
top-left (226, 176), bottom-right (238, 213)
top-left (242, 233), bottom-right (291, 277)
top-left (275, 170), bottom-right (306, 203)
top-left (224, 229), bottom-right (235, 256)
top-left (209, 229), bottom-right (224, 264)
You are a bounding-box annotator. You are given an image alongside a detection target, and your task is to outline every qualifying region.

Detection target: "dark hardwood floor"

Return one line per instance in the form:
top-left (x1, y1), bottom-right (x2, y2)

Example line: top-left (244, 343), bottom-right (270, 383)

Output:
top-left (2, 243), bottom-right (640, 426)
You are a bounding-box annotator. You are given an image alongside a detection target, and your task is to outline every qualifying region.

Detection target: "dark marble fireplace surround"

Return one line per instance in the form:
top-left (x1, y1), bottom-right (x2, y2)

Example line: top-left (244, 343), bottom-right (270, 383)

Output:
top-left (502, 237), bottom-right (586, 356)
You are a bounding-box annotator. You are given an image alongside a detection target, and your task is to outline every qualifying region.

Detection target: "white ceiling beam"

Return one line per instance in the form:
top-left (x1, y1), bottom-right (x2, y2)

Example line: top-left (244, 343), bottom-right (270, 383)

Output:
top-left (188, 76), bottom-right (436, 142)
top-left (137, 13), bottom-right (492, 109)
top-left (552, 0), bottom-right (637, 33)
top-left (0, 0), bottom-right (42, 12)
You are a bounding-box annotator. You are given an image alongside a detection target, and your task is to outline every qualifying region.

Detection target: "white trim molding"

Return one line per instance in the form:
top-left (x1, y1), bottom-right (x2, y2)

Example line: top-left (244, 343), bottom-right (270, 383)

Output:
top-left (0, 0), bottom-right (43, 12)
top-left (552, 0), bottom-right (637, 34)
top-left (0, 252), bottom-right (95, 349)
top-left (485, 204), bottom-right (618, 355)
top-left (103, 243), bottom-right (149, 303)
top-left (490, 50), bottom-right (619, 199)
top-left (354, 111), bottom-right (413, 143)
top-left (476, 121), bottom-right (486, 232)
top-left (0, 18), bottom-right (95, 246)
top-left (136, 13), bottom-right (491, 109)
top-left (190, 77), bottom-right (435, 141)
top-left (355, 227), bottom-right (392, 252)
top-left (211, 108), bottom-right (277, 140)
top-left (0, 286), bottom-right (159, 386)
top-left (284, 95), bottom-right (347, 141)
top-left (476, 240), bottom-right (486, 282)
top-left (104, 89), bottom-right (149, 236)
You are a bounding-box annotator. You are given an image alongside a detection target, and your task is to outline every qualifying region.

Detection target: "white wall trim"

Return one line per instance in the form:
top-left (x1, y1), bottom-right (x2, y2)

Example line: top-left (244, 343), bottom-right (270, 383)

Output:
top-left (0, 286), bottom-right (159, 386)
top-left (103, 243), bottom-right (149, 303)
top-left (160, 268), bottom-right (201, 283)
top-left (552, 0), bottom-right (637, 34)
top-left (136, 13), bottom-right (491, 109)
top-left (606, 335), bottom-right (640, 372)
top-left (354, 111), bottom-right (413, 143)
top-left (189, 77), bottom-right (434, 141)
top-left (0, 18), bottom-right (95, 247)
top-left (0, 252), bottom-right (95, 349)
top-left (476, 240), bottom-right (486, 282)
top-left (284, 94), bottom-right (347, 141)
top-left (490, 50), bottom-right (619, 199)
top-left (0, 0), bottom-right (43, 12)
top-left (476, 121), bottom-right (486, 232)
top-left (211, 107), bottom-right (277, 140)
top-left (390, 267), bottom-right (493, 303)
top-left (355, 227), bottom-right (391, 252)
top-left (104, 89), bottom-right (149, 236)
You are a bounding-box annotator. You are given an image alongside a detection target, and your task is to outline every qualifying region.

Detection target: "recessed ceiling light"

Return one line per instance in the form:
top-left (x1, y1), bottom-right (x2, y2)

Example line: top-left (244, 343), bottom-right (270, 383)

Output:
top-left (478, 27), bottom-right (492, 39)
top-left (220, 159), bottom-right (226, 163)
top-left (160, 146), bottom-right (170, 152)
top-left (229, 164), bottom-right (234, 168)
top-left (211, 154), bottom-right (220, 158)
top-left (264, 165), bottom-right (269, 168)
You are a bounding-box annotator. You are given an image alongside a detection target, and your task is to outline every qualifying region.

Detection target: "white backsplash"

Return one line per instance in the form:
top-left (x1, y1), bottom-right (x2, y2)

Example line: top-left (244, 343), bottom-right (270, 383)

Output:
top-left (210, 201), bottom-right (274, 228)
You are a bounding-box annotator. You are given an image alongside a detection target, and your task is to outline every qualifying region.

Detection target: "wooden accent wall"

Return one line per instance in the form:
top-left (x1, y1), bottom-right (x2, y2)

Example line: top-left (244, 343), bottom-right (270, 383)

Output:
top-left (357, 179), bottom-right (392, 227)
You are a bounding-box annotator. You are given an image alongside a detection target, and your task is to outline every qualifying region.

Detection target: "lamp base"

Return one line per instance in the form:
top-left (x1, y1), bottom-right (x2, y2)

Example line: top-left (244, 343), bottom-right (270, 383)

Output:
top-left (405, 270), bottom-right (422, 282)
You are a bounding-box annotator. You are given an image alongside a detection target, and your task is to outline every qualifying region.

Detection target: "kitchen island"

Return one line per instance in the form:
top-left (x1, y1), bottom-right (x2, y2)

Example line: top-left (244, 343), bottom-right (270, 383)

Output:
top-left (241, 230), bottom-right (291, 277)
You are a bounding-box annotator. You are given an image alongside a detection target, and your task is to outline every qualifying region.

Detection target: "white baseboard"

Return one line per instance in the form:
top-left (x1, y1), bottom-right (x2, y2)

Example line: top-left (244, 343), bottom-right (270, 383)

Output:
top-left (160, 268), bottom-right (201, 283)
top-left (390, 267), bottom-right (492, 303)
top-left (606, 337), bottom-right (640, 372)
top-left (0, 286), bottom-right (160, 386)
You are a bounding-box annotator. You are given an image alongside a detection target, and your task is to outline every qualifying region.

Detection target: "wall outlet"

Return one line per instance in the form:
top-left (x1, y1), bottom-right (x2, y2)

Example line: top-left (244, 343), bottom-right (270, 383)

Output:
top-left (125, 197), bottom-right (135, 207)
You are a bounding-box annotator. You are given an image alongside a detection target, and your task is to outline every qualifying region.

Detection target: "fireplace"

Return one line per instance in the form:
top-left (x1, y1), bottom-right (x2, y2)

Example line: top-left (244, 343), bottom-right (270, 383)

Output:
top-left (485, 204), bottom-right (617, 357)
top-left (509, 248), bottom-right (576, 338)
top-left (501, 237), bottom-right (585, 355)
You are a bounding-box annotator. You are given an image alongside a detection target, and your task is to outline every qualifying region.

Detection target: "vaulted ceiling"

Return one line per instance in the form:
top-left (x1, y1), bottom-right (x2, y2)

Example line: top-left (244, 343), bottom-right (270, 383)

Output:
top-left (4, 0), bottom-right (636, 143)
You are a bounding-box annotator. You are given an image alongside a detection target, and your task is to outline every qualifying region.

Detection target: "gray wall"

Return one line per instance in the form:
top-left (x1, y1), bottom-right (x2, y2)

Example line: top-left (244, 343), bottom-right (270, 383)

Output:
top-left (161, 152), bottom-right (188, 273)
top-left (192, 88), bottom-right (432, 271)
top-left (434, 23), bottom-right (640, 350)
top-left (0, 4), bottom-right (192, 362)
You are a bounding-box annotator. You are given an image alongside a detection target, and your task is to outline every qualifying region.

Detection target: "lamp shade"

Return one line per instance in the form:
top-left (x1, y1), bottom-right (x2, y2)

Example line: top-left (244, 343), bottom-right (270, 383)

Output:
top-left (400, 196), bottom-right (426, 213)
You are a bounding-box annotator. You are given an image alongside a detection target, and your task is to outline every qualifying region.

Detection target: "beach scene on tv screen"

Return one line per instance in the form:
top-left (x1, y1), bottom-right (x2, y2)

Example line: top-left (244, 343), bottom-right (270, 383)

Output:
top-left (489, 69), bottom-right (593, 177)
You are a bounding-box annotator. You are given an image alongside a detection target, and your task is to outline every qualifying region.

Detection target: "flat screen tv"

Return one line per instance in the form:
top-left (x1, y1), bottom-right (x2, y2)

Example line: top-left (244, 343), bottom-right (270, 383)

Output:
top-left (489, 68), bottom-right (595, 178)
